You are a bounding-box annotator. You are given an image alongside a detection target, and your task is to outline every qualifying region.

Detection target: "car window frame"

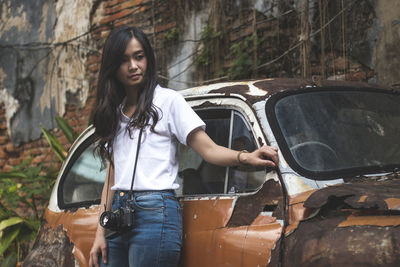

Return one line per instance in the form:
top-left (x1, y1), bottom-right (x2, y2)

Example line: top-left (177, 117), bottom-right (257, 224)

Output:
top-left (265, 86), bottom-right (400, 180)
top-left (179, 96), bottom-right (269, 197)
top-left (57, 134), bottom-right (105, 209)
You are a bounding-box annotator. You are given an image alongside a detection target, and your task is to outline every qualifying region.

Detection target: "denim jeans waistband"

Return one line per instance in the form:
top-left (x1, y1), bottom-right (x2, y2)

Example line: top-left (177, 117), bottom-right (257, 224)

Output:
top-left (114, 189), bottom-right (175, 197)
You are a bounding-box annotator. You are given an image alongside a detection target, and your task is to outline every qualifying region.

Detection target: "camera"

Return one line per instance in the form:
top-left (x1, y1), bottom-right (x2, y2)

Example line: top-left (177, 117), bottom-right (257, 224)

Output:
top-left (100, 205), bottom-right (135, 233)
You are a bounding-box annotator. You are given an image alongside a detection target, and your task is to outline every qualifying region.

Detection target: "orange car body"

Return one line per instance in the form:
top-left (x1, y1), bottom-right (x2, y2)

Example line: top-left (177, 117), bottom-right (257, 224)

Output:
top-left (26, 78), bottom-right (400, 266)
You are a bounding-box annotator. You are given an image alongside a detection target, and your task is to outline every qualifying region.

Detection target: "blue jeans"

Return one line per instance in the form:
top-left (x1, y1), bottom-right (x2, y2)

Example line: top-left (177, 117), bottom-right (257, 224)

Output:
top-left (100, 190), bottom-right (182, 267)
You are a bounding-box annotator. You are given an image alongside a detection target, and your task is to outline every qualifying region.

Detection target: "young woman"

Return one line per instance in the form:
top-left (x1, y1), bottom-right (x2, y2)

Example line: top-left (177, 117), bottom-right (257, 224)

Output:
top-left (89, 26), bottom-right (278, 267)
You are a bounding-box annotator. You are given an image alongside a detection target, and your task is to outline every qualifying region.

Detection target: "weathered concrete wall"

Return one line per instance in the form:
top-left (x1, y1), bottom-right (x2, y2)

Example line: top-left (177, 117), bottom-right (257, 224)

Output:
top-left (0, 0), bottom-right (56, 144)
top-left (374, 0), bottom-right (400, 86)
top-left (0, 0), bottom-right (92, 146)
top-left (0, 0), bottom-right (399, 172)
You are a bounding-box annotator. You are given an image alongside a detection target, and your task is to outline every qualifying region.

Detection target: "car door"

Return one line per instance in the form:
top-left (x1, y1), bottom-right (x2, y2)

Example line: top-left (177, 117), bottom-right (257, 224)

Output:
top-left (47, 130), bottom-right (107, 266)
top-left (178, 97), bottom-right (284, 267)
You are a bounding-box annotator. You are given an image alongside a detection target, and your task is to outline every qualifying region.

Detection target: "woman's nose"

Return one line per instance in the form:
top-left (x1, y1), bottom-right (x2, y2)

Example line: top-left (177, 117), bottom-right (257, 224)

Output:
top-left (128, 59), bottom-right (138, 70)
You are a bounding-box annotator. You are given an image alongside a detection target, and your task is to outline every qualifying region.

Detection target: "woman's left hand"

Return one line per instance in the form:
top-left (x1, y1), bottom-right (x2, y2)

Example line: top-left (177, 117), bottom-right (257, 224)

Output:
top-left (238, 146), bottom-right (279, 167)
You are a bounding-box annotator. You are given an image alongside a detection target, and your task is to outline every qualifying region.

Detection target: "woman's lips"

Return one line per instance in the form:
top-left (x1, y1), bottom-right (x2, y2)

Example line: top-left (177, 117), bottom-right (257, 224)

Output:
top-left (129, 74), bottom-right (141, 80)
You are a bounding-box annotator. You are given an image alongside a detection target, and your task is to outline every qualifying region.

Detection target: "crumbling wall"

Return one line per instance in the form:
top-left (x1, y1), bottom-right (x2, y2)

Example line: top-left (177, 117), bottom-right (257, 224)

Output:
top-left (374, 0), bottom-right (400, 86)
top-left (0, 0), bottom-right (400, 172)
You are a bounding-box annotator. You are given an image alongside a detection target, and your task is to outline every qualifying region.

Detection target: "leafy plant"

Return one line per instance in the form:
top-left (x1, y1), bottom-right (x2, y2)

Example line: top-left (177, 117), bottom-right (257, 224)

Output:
top-left (0, 116), bottom-right (78, 266)
top-left (164, 27), bottom-right (179, 41)
top-left (0, 159), bottom-right (56, 266)
top-left (195, 26), bottom-right (223, 67)
top-left (227, 34), bottom-right (265, 80)
top-left (40, 116), bottom-right (78, 162)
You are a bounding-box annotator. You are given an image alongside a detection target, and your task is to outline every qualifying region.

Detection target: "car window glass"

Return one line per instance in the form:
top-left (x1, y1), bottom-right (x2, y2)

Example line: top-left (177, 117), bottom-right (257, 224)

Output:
top-left (177, 108), bottom-right (264, 196)
top-left (272, 90), bottom-right (400, 177)
top-left (228, 112), bottom-right (264, 193)
top-left (60, 139), bottom-right (106, 207)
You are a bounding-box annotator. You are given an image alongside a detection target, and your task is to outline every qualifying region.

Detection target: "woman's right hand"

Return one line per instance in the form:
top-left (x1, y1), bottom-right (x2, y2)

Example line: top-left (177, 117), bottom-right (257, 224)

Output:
top-left (89, 229), bottom-right (107, 267)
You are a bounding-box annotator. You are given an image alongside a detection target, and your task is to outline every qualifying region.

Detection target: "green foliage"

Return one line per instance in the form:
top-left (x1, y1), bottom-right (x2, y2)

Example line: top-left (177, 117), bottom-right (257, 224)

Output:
top-left (195, 26), bottom-right (222, 67)
top-left (40, 116), bottom-right (78, 162)
top-left (164, 27), bottom-right (179, 41)
top-left (1, 251), bottom-right (17, 267)
top-left (227, 34), bottom-right (264, 80)
top-left (0, 158), bottom-right (55, 263)
top-left (0, 116), bottom-right (77, 265)
top-left (0, 158), bottom-right (57, 219)
top-left (55, 116), bottom-right (78, 143)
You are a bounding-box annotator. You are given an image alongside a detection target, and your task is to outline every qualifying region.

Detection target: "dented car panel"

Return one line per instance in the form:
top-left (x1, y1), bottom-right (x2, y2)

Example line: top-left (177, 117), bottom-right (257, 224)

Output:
top-left (27, 78), bottom-right (400, 266)
top-left (180, 195), bottom-right (283, 267)
top-left (44, 208), bottom-right (99, 266)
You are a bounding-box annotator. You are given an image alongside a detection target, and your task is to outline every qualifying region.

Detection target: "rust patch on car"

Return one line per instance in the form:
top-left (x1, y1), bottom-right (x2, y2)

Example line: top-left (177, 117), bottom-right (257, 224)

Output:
top-left (183, 78), bottom-right (397, 107)
top-left (287, 190), bottom-right (316, 225)
top-left (304, 178), bottom-right (400, 212)
top-left (282, 211), bottom-right (400, 266)
top-left (227, 179), bottom-right (284, 227)
top-left (191, 100), bottom-right (218, 110)
top-left (289, 190), bottom-right (316, 205)
top-left (23, 223), bottom-right (74, 267)
top-left (358, 195), bottom-right (368, 202)
top-left (208, 84), bottom-right (265, 105)
top-left (282, 175), bottom-right (400, 265)
top-left (385, 198), bottom-right (400, 210)
top-left (208, 84), bottom-right (249, 96)
top-left (268, 237), bottom-right (282, 267)
top-left (253, 78), bottom-right (311, 96)
top-left (338, 214), bottom-right (400, 227)
top-left (44, 207), bottom-right (99, 267)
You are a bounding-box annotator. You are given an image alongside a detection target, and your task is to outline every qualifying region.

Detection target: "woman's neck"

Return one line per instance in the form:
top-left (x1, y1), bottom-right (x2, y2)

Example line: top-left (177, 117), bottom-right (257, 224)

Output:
top-left (123, 88), bottom-right (139, 118)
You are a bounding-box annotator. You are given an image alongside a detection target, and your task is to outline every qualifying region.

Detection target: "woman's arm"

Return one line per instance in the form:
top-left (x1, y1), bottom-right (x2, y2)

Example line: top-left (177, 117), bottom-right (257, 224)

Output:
top-left (187, 128), bottom-right (278, 167)
top-left (89, 162), bottom-right (115, 267)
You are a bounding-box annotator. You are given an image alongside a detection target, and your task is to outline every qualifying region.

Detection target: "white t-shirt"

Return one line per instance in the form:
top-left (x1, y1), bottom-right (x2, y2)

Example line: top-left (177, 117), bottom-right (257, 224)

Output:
top-left (111, 85), bottom-right (205, 191)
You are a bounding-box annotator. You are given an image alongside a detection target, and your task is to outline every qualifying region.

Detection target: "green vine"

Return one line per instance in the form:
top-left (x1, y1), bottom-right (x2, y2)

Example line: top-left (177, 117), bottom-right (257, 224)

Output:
top-left (164, 27), bottom-right (179, 41)
top-left (195, 26), bottom-right (223, 67)
top-left (227, 34), bottom-right (264, 80)
top-left (0, 116), bottom-right (78, 266)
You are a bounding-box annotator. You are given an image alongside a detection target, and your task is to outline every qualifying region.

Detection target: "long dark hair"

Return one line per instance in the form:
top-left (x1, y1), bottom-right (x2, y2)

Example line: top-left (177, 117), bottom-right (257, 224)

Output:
top-left (93, 26), bottom-right (160, 165)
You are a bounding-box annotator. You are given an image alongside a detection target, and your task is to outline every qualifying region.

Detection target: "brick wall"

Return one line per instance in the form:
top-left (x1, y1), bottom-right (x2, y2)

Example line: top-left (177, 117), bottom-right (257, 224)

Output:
top-left (0, 0), bottom-right (386, 172)
top-left (0, 0), bottom-right (180, 172)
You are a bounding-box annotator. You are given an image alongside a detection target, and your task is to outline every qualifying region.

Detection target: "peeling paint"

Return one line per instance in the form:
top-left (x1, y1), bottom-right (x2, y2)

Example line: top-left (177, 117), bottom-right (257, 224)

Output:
top-left (227, 179), bottom-right (284, 227)
top-left (44, 208), bottom-right (99, 267)
top-left (41, 0), bottom-right (92, 116)
top-left (0, 0), bottom-right (92, 144)
top-left (338, 215), bottom-right (400, 227)
top-left (304, 177), bottom-right (400, 212)
top-left (167, 3), bottom-right (210, 90)
top-left (385, 198), bottom-right (400, 210)
top-left (248, 80), bottom-right (270, 96)
top-left (282, 173), bottom-right (314, 195)
top-left (1, 1), bottom-right (32, 34)
top-left (358, 195), bottom-right (368, 202)
top-left (0, 88), bottom-right (19, 136)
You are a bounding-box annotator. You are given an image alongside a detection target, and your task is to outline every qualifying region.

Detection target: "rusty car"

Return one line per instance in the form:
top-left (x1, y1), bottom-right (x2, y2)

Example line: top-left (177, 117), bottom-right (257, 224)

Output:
top-left (24, 78), bottom-right (400, 266)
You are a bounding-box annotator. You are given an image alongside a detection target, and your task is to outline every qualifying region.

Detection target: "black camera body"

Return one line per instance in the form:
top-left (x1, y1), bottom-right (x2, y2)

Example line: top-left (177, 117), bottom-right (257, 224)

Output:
top-left (100, 205), bottom-right (135, 233)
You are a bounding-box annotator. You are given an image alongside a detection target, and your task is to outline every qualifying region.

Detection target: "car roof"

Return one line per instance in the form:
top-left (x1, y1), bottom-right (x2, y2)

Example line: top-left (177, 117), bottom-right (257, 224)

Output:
top-left (180, 78), bottom-right (395, 105)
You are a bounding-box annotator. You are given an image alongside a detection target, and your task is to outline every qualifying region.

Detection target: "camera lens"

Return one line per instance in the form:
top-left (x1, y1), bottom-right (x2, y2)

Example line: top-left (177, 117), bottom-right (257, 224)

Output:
top-left (100, 211), bottom-right (115, 228)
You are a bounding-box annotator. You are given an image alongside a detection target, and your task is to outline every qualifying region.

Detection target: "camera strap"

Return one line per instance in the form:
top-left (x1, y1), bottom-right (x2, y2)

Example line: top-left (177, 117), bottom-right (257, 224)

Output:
top-left (128, 127), bottom-right (144, 200)
top-left (104, 127), bottom-right (144, 211)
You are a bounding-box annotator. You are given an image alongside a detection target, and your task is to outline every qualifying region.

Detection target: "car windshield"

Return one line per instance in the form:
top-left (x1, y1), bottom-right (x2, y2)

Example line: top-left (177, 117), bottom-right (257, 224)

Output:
top-left (269, 89), bottom-right (400, 179)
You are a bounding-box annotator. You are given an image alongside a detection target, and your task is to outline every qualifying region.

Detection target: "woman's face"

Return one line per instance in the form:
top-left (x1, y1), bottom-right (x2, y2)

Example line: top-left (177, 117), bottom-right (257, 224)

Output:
top-left (116, 37), bottom-right (147, 91)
